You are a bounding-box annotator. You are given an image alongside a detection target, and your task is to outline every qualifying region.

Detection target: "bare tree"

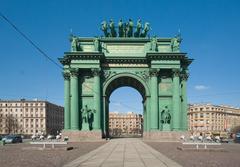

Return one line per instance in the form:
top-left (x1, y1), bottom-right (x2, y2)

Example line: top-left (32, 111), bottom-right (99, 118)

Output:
top-left (5, 115), bottom-right (19, 134)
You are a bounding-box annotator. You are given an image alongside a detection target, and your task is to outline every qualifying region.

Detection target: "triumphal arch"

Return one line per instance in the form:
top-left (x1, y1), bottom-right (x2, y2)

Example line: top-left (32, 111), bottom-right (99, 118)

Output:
top-left (59, 19), bottom-right (192, 141)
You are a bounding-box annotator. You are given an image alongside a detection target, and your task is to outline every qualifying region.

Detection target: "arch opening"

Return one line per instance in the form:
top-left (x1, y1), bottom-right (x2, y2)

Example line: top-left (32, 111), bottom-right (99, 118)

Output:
top-left (104, 75), bottom-right (147, 138)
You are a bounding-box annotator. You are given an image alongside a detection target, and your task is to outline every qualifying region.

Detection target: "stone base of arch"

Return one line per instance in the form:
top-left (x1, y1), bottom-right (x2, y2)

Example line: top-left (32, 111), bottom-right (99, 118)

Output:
top-left (62, 130), bottom-right (102, 142)
top-left (143, 131), bottom-right (190, 142)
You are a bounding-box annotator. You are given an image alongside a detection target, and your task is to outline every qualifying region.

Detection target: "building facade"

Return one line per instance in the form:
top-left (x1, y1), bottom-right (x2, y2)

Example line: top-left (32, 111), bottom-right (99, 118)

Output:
top-left (109, 112), bottom-right (143, 136)
top-left (0, 99), bottom-right (64, 136)
top-left (188, 104), bottom-right (240, 135)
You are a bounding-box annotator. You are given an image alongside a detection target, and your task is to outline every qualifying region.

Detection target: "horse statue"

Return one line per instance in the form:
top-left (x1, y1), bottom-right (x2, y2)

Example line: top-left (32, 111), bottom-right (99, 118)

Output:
top-left (118, 19), bottom-right (124, 37)
top-left (134, 19), bottom-right (142, 37)
top-left (101, 21), bottom-right (109, 37)
top-left (109, 19), bottom-right (117, 37)
top-left (140, 22), bottom-right (150, 37)
top-left (127, 19), bottom-right (134, 37)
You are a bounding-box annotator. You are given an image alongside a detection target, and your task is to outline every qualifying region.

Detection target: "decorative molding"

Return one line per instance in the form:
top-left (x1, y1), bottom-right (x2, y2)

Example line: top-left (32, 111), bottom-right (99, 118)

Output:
top-left (103, 71), bottom-right (116, 79)
top-left (70, 68), bottom-right (79, 77)
top-left (149, 69), bottom-right (159, 77)
top-left (181, 72), bottom-right (189, 81)
top-left (172, 69), bottom-right (180, 77)
top-left (135, 71), bottom-right (149, 81)
top-left (62, 72), bottom-right (70, 80)
top-left (91, 68), bottom-right (101, 76)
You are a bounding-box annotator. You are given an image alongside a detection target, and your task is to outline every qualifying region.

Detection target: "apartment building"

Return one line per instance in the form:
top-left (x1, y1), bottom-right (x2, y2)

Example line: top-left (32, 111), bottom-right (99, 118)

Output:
top-left (109, 112), bottom-right (143, 136)
top-left (188, 104), bottom-right (240, 134)
top-left (0, 99), bottom-right (64, 136)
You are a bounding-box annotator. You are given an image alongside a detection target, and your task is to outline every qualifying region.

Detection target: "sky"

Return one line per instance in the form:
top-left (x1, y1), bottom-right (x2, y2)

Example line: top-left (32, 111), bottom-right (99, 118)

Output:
top-left (1, 0), bottom-right (240, 114)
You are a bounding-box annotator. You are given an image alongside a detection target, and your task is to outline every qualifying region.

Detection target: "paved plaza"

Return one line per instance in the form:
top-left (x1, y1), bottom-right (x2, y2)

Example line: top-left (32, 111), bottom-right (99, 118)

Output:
top-left (64, 138), bottom-right (181, 167)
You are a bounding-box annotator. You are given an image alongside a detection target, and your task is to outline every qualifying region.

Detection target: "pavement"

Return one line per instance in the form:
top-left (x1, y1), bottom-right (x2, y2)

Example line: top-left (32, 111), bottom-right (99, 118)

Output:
top-left (64, 138), bottom-right (182, 167)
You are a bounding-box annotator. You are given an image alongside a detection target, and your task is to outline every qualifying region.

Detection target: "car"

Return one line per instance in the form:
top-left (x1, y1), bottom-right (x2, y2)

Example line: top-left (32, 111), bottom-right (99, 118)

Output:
top-left (39, 135), bottom-right (45, 140)
top-left (2, 135), bottom-right (22, 144)
top-left (47, 135), bottom-right (55, 140)
top-left (31, 135), bottom-right (38, 140)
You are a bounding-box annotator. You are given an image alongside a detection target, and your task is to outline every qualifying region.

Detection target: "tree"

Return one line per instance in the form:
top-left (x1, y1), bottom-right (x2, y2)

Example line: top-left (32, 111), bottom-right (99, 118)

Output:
top-left (231, 125), bottom-right (240, 134)
top-left (5, 115), bottom-right (19, 134)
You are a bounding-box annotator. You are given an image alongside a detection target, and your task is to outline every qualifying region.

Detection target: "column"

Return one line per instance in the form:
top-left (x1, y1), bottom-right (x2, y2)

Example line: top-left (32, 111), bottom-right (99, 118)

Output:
top-left (172, 69), bottom-right (181, 130)
top-left (70, 69), bottom-right (79, 130)
top-left (146, 96), bottom-right (151, 131)
top-left (150, 69), bottom-right (159, 130)
top-left (181, 72), bottom-right (189, 131)
top-left (63, 72), bottom-right (70, 130)
top-left (92, 69), bottom-right (101, 130)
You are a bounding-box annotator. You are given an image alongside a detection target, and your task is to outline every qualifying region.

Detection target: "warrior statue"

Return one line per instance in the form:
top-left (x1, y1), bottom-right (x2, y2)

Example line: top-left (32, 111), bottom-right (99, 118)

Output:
top-left (81, 105), bottom-right (95, 129)
top-left (101, 21), bottom-right (109, 37)
top-left (69, 35), bottom-right (79, 51)
top-left (94, 38), bottom-right (100, 51)
top-left (109, 19), bottom-right (117, 37)
top-left (171, 34), bottom-right (182, 52)
top-left (150, 36), bottom-right (158, 51)
top-left (161, 106), bottom-right (171, 124)
top-left (134, 19), bottom-right (142, 37)
top-left (118, 19), bottom-right (124, 37)
top-left (140, 22), bottom-right (150, 37)
top-left (127, 19), bottom-right (134, 37)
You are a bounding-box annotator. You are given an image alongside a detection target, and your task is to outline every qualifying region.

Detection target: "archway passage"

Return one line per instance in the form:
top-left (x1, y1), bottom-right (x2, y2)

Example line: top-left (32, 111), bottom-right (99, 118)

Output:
top-left (104, 76), bottom-right (147, 138)
top-left (108, 86), bottom-right (144, 138)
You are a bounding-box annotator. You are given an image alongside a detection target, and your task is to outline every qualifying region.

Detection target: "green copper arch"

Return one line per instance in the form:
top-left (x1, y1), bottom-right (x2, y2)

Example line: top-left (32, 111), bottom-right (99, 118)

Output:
top-left (103, 72), bottom-right (150, 98)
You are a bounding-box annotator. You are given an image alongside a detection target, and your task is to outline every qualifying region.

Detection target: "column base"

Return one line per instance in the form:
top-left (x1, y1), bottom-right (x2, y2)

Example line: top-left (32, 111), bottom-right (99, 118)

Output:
top-left (62, 130), bottom-right (102, 142)
top-left (143, 131), bottom-right (190, 142)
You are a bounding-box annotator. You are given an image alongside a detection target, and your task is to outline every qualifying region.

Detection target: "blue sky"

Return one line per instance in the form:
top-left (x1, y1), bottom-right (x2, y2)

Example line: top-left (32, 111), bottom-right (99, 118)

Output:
top-left (1, 0), bottom-right (240, 114)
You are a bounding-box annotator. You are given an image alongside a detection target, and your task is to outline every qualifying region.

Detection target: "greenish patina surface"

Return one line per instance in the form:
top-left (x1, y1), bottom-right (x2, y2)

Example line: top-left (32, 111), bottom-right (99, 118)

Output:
top-left (59, 20), bottom-right (192, 138)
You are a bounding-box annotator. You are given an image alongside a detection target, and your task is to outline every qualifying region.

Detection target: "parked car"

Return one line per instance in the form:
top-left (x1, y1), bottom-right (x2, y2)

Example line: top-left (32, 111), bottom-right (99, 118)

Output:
top-left (2, 135), bottom-right (22, 144)
top-left (31, 135), bottom-right (38, 140)
top-left (235, 132), bottom-right (240, 143)
top-left (47, 135), bottom-right (55, 140)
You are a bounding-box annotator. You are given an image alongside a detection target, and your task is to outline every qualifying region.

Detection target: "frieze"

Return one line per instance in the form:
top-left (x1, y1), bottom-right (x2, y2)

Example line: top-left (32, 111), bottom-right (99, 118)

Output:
top-left (102, 63), bottom-right (148, 67)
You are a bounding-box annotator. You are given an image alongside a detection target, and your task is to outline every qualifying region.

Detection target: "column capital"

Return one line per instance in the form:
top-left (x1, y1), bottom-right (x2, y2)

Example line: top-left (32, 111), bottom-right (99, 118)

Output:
top-left (149, 69), bottom-right (159, 77)
top-left (62, 72), bottom-right (70, 80)
top-left (91, 68), bottom-right (101, 76)
top-left (181, 72), bottom-right (189, 81)
top-left (70, 68), bottom-right (79, 77)
top-left (172, 69), bottom-right (180, 77)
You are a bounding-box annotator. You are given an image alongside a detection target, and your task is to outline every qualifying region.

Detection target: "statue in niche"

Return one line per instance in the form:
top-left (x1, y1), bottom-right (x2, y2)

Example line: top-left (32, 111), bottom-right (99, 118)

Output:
top-left (140, 22), bottom-right (150, 37)
top-left (101, 21), bottom-right (109, 37)
top-left (150, 36), bottom-right (158, 51)
top-left (161, 106), bottom-right (171, 124)
top-left (127, 19), bottom-right (134, 37)
top-left (118, 19), bottom-right (124, 37)
top-left (134, 19), bottom-right (142, 37)
top-left (69, 35), bottom-right (79, 51)
top-left (171, 34), bottom-right (182, 52)
top-left (109, 19), bottom-right (117, 37)
top-left (81, 105), bottom-right (95, 130)
top-left (93, 38), bottom-right (100, 51)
